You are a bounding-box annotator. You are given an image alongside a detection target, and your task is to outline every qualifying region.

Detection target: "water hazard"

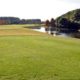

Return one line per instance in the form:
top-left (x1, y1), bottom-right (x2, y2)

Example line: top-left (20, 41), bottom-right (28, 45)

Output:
top-left (33, 27), bottom-right (71, 37)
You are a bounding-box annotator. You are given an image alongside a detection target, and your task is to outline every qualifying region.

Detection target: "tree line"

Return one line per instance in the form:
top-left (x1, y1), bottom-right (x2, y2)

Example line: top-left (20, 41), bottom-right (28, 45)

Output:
top-left (45, 18), bottom-right (80, 38)
top-left (0, 17), bottom-right (41, 25)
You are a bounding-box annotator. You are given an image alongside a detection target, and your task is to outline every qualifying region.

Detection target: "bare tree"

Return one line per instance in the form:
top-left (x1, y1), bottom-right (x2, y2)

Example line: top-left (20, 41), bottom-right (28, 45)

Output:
top-left (50, 18), bottom-right (56, 35)
top-left (45, 20), bottom-right (50, 33)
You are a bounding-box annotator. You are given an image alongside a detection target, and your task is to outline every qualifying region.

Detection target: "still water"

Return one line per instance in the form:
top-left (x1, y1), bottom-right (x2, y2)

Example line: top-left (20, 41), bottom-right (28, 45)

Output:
top-left (33, 27), bottom-right (71, 37)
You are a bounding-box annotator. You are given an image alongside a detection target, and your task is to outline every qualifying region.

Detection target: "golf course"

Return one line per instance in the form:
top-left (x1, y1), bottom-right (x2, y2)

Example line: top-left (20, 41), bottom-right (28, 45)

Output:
top-left (0, 25), bottom-right (80, 80)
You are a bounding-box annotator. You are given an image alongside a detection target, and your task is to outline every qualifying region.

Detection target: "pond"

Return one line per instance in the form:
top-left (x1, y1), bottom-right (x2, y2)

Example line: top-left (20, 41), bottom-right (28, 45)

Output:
top-left (33, 27), bottom-right (46, 33)
top-left (33, 27), bottom-right (71, 37)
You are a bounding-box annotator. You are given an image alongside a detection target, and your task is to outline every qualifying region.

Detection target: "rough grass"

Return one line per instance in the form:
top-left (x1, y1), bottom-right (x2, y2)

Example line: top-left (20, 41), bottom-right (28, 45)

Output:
top-left (0, 36), bottom-right (80, 80)
top-left (0, 25), bottom-right (45, 36)
top-left (0, 24), bottom-right (41, 29)
top-left (0, 28), bottom-right (46, 36)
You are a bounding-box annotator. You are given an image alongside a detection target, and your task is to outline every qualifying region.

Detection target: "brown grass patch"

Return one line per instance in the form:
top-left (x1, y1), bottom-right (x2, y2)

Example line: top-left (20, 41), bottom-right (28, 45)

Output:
top-left (0, 28), bottom-right (46, 36)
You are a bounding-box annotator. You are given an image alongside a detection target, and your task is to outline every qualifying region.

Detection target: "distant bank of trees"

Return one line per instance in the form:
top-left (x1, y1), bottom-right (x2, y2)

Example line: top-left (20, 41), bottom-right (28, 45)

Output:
top-left (0, 17), bottom-right (41, 25)
top-left (0, 17), bottom-right (20, 24)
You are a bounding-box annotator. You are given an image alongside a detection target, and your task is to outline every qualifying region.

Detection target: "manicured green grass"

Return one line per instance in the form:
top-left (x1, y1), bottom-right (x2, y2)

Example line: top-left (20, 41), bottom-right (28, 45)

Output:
top-left (0, 36), bottom-right (80, 80)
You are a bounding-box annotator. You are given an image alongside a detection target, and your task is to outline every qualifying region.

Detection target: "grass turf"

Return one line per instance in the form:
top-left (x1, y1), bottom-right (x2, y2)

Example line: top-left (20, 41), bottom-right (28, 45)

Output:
top-left (0, 25), bottom-right (45, 36)
top-left (0, 36), bottom-right (80, 80)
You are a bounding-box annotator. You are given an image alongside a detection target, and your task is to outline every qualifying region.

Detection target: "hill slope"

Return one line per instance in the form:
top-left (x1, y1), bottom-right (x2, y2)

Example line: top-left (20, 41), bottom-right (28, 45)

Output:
top-left (56, 8), bottom-right (80, 22)
top-left (56, 9), bottom-right (80, 38)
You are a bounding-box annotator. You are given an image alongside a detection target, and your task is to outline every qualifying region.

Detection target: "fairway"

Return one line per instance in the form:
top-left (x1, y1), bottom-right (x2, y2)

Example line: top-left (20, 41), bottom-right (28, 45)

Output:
top-left (0, 35), bottom-right (80, 80)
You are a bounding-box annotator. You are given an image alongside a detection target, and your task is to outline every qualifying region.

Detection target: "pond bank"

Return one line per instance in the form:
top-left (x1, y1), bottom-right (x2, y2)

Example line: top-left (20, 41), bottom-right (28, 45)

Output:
top-left (33, 27), bottom-right (72, 38)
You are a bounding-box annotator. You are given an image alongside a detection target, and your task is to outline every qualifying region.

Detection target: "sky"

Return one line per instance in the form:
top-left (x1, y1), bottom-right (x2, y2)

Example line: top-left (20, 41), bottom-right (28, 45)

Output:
top-left (0, 0), bottom-right (80, 20)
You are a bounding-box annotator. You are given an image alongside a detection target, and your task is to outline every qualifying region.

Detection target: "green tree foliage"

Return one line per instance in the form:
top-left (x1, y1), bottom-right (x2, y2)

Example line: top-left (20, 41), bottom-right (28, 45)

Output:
top-left (57, 18), bottom-right (80, 33)
top-left (56, 9), bottom-right (80, 33)
top-left (73, 9), bottom-right (80, 22)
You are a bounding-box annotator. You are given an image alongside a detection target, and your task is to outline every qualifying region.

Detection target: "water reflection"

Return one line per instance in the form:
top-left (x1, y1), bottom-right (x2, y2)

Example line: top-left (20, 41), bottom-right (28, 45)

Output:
top-left (34, 27), bottom-right (46, 33)
top-left (33, 27), bottom-right (71, 37)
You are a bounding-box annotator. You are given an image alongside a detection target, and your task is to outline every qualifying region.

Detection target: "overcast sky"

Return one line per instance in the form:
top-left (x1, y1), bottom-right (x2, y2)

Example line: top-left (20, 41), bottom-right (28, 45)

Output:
top-left (0, 0), bottom-right (80, 20)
